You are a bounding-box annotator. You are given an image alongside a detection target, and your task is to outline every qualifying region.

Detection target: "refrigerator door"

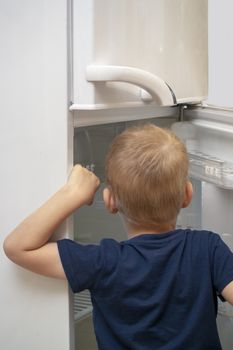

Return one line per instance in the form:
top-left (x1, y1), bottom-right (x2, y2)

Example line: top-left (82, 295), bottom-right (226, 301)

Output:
top-left (173, 106), bottom-right (233, 350)
top-left (71, 0), bottom-right (208, 110)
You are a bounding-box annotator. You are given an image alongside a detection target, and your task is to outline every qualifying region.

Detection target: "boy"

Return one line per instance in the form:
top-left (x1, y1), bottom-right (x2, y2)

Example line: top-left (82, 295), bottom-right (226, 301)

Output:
top-left (3, 124), bottom-right (233, 349)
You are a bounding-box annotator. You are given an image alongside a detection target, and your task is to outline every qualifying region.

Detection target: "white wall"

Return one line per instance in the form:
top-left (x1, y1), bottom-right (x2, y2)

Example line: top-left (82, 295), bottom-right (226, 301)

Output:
top-left (208, 0), bottom-right (233, 107)
top-left (0, 1), bottom-right (73, 349)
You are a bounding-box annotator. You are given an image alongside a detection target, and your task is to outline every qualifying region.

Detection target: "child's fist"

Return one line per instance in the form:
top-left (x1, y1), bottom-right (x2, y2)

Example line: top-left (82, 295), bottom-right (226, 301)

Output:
top-left (66, 165), bottom-right (100, 207)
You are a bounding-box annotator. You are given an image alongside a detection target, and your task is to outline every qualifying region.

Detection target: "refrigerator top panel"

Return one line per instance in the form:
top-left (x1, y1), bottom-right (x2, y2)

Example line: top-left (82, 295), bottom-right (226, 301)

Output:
top-left (71, 0), bottom-right (208, 110)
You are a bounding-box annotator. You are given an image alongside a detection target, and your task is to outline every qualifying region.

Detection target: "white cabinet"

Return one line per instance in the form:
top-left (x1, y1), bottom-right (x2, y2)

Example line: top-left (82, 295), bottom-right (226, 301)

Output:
top-left (71, 0), bottom-right (208, 109)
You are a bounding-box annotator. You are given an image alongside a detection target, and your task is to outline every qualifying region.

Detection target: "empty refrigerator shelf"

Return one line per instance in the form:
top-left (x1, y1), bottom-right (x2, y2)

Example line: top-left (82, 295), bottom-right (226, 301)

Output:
top-left (188, 150), bottom-right (233, 189)
top-left (74, 290), bottom-right (93, 322)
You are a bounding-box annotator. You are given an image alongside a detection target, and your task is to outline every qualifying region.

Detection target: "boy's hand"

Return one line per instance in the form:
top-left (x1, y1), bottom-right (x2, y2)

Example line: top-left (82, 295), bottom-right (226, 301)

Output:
top-left (65, 164), bottom-right (100, 208)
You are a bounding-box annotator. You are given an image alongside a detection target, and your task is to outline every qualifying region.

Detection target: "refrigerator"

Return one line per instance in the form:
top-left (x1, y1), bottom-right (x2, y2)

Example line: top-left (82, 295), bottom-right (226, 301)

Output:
top-left (1, 0), bottom-right (233, 349)
top-left (72, 110), bottom-right (233, 350)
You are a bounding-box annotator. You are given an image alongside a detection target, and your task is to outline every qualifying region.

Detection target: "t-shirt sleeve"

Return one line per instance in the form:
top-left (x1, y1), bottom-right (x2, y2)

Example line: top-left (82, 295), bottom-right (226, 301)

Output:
top-left (210, 234), bottom-right (233, 294)
top-left (57, 239), bottom-right (105, 293)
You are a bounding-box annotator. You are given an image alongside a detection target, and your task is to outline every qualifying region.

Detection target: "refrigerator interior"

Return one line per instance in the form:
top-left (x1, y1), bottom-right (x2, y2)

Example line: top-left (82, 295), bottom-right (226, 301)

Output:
top-left (174, 115), bottom-right (233, 350)
top-left (73, 116), bottom-right (178, 349)
top-left (72, 111), bottom-right (233, 349)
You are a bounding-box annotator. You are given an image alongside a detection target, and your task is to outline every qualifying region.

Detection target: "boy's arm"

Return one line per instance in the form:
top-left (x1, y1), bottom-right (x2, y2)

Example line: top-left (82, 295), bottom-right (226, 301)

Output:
top-left (3, 165), bottom-right (100, 278)
top-left (221, 281), bottom-right (233, 306)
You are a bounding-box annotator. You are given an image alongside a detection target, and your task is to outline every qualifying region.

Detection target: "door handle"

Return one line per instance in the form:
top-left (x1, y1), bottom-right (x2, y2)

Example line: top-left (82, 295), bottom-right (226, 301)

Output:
top-left (86, 65), bottom-right (176, 106)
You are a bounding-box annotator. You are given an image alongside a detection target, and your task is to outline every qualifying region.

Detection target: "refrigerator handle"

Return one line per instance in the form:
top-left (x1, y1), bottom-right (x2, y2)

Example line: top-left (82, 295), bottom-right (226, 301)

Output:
top-left (86, 65), bottom-right (176, 106)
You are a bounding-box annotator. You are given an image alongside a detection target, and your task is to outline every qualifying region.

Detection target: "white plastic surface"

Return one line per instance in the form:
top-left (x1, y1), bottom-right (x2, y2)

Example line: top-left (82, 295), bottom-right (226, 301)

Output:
top-left (172, 117), bottom-right (233, 189)
top-left (72, 0), bottom-right (208, 109)
top-left (0, 1), bottom-right (73, 350)
top-left (208, 0), bottom-right (233, 108)
top-left (74, 290), bottom-right (92, 322)
top-left (86, 65), bottom-right (175, 106)
top-left (188, 150), bottom-right (233, 189)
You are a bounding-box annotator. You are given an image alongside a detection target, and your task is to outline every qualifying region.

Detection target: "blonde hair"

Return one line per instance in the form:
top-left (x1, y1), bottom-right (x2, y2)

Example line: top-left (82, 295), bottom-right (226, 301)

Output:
top-left (105, 124), bottom-right (189, 227)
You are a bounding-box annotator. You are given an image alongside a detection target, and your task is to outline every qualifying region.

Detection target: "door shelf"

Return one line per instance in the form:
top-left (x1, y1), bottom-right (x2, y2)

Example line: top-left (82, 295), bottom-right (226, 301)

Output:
top-left (188, 150), bottom-right (233, 189)
top-left (74, 290), bottom-right (93, 322)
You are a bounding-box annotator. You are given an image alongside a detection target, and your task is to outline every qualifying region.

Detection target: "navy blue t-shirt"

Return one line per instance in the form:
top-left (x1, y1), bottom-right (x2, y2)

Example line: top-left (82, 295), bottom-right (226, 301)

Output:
top-left (57, 229), bottom-right (233, 350)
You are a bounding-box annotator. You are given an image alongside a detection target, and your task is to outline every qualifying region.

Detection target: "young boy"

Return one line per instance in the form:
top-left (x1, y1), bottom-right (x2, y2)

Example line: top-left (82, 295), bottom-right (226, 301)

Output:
top-left (3, 124), bottom-right (233, 350)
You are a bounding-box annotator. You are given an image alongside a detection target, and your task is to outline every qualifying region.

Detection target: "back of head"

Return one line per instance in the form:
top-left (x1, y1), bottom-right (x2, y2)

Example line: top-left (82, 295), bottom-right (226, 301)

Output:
top-left (105, 124), bottom-right (189, 228)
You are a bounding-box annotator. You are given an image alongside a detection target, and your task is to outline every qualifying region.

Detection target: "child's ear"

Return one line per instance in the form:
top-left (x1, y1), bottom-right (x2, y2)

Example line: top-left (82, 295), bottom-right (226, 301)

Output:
top-left (181, 181), bottom-right (193, 208)
top-left (103, 187), bottom-right (118, 214)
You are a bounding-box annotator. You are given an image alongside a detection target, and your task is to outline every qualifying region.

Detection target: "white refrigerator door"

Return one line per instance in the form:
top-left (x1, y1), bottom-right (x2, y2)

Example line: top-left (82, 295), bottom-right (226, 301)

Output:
top-left (71, 0), bottom-right (208, 110)
top-left (173, 106), bottom-right (233, 350)
top-left (0, 1), bottom-right (73, 350)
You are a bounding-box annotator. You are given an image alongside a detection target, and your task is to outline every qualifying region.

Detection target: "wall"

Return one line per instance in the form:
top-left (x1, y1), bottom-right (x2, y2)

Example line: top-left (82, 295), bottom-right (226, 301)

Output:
top-left (208, 0), bottom-right (233, 107)
top-left (0, 1), bottom-right (73, 349)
